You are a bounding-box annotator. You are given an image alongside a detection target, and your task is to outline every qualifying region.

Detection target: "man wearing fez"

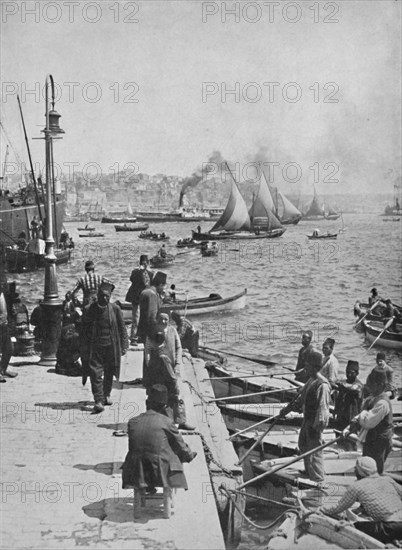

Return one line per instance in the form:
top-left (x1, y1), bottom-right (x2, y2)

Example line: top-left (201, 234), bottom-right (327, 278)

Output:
top-left (122, 384), bottom-right (197, 494)
top-left (335, 360), bottom-right (364, 431)
top-left (72, 260), bottom-right (104, 307)
top-left (125, 254), bottom-right (154, 345)
top-left (81, 280), bottom-right (129, 413)
top-left (294, 330), bottom-right (317, 384)
top-left (282, 350), bottom-right (331, 482)
top-left (344, 369), bottom-right (393, 474)
top-left (138, 271), bottom-right (167, 386)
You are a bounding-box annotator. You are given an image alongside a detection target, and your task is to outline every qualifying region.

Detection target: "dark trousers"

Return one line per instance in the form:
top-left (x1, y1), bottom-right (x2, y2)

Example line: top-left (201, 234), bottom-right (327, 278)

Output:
top-left (355, 521), bottom-right (402, 544)
top-left (89, 345), bottom-right (115, 404)
top-left (363, 436), bottom-right (392, 474)
top-left (0, 324), bottom-right (13, 373)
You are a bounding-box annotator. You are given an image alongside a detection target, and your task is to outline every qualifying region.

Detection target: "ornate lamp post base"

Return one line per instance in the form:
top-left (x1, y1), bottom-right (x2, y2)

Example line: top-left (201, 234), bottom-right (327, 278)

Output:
top-left (38, 303), bottom-right (62, 366)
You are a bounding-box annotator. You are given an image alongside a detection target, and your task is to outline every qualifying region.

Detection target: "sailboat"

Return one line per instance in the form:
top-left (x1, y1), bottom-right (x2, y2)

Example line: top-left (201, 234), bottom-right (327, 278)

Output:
top-left (271, 186), bottom-right (302, 224)
top-left (302, 186), bottom-right (340, 221)
top-left (192, 169), bottom-right (286, 240)
top-left (383, 183), bottom-right (402, 216)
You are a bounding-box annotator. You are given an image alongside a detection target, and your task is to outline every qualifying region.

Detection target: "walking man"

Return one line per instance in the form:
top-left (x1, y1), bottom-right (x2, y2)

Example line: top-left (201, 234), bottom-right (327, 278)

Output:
top-left (72, 260), bottom-right (104, 306)
top-left (81, 281), bottom-right (129, 413)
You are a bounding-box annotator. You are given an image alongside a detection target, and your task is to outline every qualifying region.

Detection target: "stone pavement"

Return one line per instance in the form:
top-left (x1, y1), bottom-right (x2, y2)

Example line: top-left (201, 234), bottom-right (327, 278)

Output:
top-left (0, 349), bottom-right (225, 550)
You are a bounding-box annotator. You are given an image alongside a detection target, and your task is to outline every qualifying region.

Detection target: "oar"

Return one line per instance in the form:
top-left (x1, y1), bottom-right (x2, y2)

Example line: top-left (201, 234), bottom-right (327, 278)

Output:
top-left (206, 387), bottom-right (296, 404)
top-left (203, 347), bottom-right (277, 367)
top-left (236, 391), bottom-right (301, 464)
top-left (228, 412), bottom-right (281, 440)
top-left (203, 372), bottom-right (288, 382)
top-left (237, 435), bottom-right (344, 490)
top-left (367, 317), bottom-right (395, 351)
top-left (355, 300), bottom-right (380, 328)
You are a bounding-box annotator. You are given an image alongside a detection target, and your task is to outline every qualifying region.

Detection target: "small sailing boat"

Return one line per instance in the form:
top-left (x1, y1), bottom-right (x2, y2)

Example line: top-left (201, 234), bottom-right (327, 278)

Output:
top-left (271, 187), bottom-right (302, 224)
top-left (192, 168), bottom-right (286, 241)
top-left (302, 187), bottom-right (340, 221)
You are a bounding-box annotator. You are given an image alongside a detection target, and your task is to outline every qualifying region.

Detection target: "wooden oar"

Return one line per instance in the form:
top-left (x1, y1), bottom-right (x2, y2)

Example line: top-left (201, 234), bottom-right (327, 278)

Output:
top-left (355, 300), bottom-right (380, 327)
top-left (206, 387), bottom-right (296, 404)
top-left (228, 412), bottom-right (280, 440)
top-left (237, 435), bottom-right (344, 490)
top-left (236, 391), bottom-right (301, 464)
top-left (203, 372), bottom-right (289, 382)
top-left (203, 347), bottom-right (277, 367)
top-left (367, 317), bottom-right (395, 351)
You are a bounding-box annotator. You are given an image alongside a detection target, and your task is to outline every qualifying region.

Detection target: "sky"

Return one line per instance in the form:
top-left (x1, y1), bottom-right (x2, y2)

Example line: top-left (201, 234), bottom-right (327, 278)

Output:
top-left (1, 0), bottom-right (401, 194)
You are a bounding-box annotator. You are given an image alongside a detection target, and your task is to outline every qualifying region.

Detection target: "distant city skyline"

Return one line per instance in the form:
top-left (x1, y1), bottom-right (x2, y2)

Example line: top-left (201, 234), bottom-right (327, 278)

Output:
top-left (1, 1), bottom-right (401, 195)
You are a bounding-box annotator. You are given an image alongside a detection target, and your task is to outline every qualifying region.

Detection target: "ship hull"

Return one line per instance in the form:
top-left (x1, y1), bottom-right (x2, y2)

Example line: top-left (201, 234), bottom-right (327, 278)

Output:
top-left (0, 199), bottom-right (66, 246)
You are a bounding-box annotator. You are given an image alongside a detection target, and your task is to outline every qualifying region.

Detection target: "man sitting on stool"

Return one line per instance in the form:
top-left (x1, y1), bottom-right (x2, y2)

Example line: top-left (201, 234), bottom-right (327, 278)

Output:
top-left (122, 384), bottom-right (197, 495)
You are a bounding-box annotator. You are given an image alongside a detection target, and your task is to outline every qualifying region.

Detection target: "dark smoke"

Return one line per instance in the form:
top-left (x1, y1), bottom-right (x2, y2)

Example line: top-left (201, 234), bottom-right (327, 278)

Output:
top-left (179, 150), bottom-right (226, 206)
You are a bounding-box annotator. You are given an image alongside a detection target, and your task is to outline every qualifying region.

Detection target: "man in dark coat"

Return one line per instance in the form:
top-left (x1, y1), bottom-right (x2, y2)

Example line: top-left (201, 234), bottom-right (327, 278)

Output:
top-left (126, 254), bottom-right (154, 345)
top-left (122, 384), bottom-right (197, 491)
top-left (81, 281), bottom-right (129, 413)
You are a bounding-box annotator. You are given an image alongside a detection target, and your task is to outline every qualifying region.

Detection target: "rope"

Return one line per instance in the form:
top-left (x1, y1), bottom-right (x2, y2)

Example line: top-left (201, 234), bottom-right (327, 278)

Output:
top-left (219, 485), bottom-right (294, 531)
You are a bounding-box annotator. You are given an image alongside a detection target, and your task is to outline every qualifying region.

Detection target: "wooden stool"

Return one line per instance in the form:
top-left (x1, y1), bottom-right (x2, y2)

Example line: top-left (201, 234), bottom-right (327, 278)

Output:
top-left (133, 487), bottom-right (175, 519)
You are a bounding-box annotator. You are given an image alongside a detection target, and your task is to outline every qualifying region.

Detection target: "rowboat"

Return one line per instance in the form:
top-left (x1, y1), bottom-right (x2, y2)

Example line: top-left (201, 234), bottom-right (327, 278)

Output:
top-left (267, 510), bottom-right (385, 549)
top-left (77, 226), bottom-right (95, 231)
top-left (200, 356), bottom-right (300, 404)
top-left (139, 232), bottom-right (170, 241)
top-left (5, 247), bottom-right (72, 273)
top-left (101, 216), bottom-right (137, 223)
top-left (307, 232), bottom-right (337, 240)
top-left (149, 254), bottom-right (175, 268)
top-left (118, 288), bottom-right (247, 321)
top-left (354, 301), bottom-right (402, 324)
top-left (114, 223), bottom-right (149, 232)
top-left (362, 319), bottom-right (402, 349)
top-left (201, 241), bottom-right (218, 256)
top-left (176, 238), bottom-right (202, 248)
top-left (78, 232), bottom-right (104, 238)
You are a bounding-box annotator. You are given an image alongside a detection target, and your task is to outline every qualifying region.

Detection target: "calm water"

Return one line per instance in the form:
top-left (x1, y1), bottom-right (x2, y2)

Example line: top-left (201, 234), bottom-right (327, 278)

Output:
top-left (8, 212), bottom-right (402, 549)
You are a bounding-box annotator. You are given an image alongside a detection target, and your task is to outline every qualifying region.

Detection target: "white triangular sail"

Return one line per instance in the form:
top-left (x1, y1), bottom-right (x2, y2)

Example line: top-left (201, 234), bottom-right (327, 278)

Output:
top-left (277, 191), bottom-right (302, 219)
top-left (304, 186), bottom-right (325, 217)
top-left (210, 175), bottom-right (251, 232)
top-left (249, 172), bottom-right (283, 230)
top-left (127, 202), bottom-right (133, 215)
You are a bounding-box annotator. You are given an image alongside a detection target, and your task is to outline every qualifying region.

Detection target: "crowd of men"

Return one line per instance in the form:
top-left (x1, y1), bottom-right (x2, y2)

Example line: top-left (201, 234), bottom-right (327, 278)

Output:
top-left (1, 262), bottom-right (400, 540)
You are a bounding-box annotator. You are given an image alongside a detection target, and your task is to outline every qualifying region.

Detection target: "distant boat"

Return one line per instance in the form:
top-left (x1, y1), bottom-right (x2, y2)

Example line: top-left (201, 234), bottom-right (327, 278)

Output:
top-left (307, 230), bottom-right (338, 240)
top-left (302, 186), bottom-right (340, 221)
top-left (270, 187), bottom-right (302, 224)
top-left (114, 223), bottom-right (149, 232)
top-left (5, 247), bottom-right (71, 273)
top-left (192, 169), bottom-right (286, 241)
top-left (382, 217), bottom-right (400, 222)
top-left (77, 226), bottom-right (95, 231)
top-left (101, 216), bottom-right (137, 224)
top-left (78, 232), bottom-right (104, 238)
top-left (382, 182), bottom-right (402, 216)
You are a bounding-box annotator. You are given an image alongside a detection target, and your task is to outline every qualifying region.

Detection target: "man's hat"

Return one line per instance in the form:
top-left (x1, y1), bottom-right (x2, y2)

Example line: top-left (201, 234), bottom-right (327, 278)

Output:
top-left (140, 254), bottom-right (148, 264)
top-left (99, 280), bottom-right (115, 296)
top-left (324, 337), bottom-right (335, 348)
top-left (85, 260), bottom-right (94, 270)
top-left (371, 287), bottom-right (377, 294)
top-left (148, 384), bottom-right (168, 405)
top-left (152, 271), bottom-right (167, 286)
top-left (346, 360), bottom-right (359, 371)
top-left (355, 456), bottom-right (377, 477)
top-left (376, 351), bottom-right (386, 361)
top-left (303, 330), bottom-right (313, 339)
top-left (307, 351), bottom-right (323, 369)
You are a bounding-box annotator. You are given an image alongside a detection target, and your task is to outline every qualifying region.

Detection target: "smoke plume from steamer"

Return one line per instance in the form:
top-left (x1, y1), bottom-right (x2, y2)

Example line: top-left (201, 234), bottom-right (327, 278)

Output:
top-left (179, 150), bottom-right (225, 206)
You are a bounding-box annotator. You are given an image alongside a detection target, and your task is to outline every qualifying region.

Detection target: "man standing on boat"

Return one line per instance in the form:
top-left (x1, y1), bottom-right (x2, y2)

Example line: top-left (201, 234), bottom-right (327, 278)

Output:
top-left (294, 330), bottom-right (317, 383)
top-left (344, 370), bottom-right (393, 475)
top-left (72, 260), bottom-right (104, 307)
top-left (125, 255), bottom-right (154, 346)
top-left (335, 360), bottom-right (363, 431)
top-left (364, 352), bottom-right (395, 399)
top-left (320, 337), bottom-right (339, 389)
top-left (282, 351), bottom-right (331, 482)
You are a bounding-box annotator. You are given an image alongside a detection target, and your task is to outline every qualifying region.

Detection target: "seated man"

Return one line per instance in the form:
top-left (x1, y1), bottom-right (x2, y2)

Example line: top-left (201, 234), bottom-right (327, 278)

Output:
top-left (319, 456), bottom-right (402, 544)
top-left (171, 311), bottom-right (199, 357)
top-left (122, 384), bottom-right (197, 494)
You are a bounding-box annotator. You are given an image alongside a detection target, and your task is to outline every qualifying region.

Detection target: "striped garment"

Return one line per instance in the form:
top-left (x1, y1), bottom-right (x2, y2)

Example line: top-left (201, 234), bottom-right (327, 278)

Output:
top-left (73, 272), bottom-right (103, 304)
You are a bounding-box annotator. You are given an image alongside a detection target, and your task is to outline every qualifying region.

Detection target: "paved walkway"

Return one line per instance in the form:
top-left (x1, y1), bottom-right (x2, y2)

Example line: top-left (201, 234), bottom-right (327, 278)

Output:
top-left (0, 349), bottom-right (225, 550)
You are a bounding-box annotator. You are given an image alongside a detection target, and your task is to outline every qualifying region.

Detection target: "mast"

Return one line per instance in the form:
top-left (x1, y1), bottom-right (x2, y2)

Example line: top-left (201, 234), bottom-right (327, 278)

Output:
top-left (1, 145), bottom-right (9, 192)
top-left (17, 95), bottom-right (43, 226)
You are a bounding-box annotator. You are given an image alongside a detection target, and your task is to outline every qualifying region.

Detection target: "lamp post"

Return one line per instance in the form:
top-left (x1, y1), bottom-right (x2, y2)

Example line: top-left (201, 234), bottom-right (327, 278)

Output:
top-left (38, 74), bottom-right (64, 367)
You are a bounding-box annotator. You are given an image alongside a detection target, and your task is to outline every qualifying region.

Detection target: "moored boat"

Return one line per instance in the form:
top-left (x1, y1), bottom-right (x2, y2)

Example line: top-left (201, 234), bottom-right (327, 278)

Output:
top-left (118, 288), bottom-right (247, 321)
top-left (4, 246), bottom-right (72, 273)
top-left (101, 216), bottom-right (137, 223)
top-left (114, 223), bottom-right (149, 232)
top-left (362, 319), bottom-right (402, 350)
top-left (77, 226), bottom-right (95, 231)
top-left (78, 232), bottom-right (104, 238)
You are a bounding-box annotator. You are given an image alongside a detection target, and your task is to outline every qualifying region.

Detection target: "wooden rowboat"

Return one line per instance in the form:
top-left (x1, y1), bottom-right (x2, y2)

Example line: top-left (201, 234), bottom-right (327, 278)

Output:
top-left (267, 510), bottom-right (385, 549)
top-left (114, 223), bottom-right (149, 232)
top-left (5, 247), bottom-right (72, 273)
top-left (354, 301), bottom-right (402, 324)
top-left (307, 232), bottom-right (337, 240)
top-left (77, 226), bottom-right (95, 231)
top-left (149, 254), bottom-right (175, 268)
top-left (78, 232), bottom-right (104, 238)
top-left (362, 319), bottom-right (402, 350)
top-left (118, 288), bottom-right (247, 322)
